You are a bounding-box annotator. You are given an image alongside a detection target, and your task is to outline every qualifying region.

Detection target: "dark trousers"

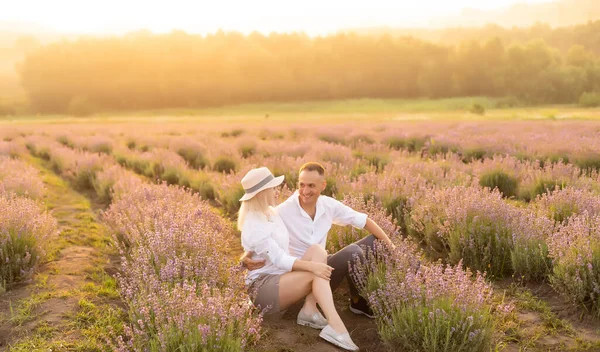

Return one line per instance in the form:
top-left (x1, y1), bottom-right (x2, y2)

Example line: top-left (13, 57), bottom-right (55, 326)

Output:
top-left (326, 234), bottom-right (376, 298)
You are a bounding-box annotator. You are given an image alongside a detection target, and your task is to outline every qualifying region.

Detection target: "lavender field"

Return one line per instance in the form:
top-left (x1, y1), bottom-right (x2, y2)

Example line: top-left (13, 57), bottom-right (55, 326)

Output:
top-left (1, 115), bottom-right (600, 351)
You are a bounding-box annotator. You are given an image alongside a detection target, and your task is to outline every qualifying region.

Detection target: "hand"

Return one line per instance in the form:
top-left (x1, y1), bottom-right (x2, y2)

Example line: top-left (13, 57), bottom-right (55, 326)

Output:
top-left (387, 242), bottom-right (397, 251)
top-left (240, 251), bottom-right (266, 270)
top-left (310, 262), bottom-right (334, 281)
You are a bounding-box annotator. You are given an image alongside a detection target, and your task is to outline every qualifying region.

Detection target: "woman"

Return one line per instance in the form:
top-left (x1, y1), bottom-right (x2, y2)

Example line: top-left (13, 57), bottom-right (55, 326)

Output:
top-left (238, 167), bottom-right (359, 351)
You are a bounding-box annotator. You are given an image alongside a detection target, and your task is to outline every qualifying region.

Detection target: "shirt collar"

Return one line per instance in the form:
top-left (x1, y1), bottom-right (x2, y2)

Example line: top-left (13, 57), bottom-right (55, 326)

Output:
top-left (292, 190), bottom-right (324, 220)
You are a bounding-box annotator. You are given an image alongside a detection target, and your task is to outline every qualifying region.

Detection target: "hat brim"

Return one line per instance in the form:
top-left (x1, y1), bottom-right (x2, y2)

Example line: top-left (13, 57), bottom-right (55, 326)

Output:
top-left (239, 175), bottom-right (285, 201)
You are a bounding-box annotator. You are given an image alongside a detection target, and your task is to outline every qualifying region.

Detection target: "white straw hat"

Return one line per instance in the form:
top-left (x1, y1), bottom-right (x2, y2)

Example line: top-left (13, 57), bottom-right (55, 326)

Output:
top-left (239, 167), bottom-right (284, 201)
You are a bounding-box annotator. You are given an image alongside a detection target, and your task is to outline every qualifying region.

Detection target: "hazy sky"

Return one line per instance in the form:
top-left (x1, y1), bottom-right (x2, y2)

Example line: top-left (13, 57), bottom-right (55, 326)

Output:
top-left (3, 0), bottom-right (555, 35)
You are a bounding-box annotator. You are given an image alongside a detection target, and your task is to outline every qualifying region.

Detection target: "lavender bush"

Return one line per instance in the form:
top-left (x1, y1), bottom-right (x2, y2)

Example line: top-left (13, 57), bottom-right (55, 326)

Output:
top-left (104, 182), bottom-right (262, 351)
top-left (45, 145), bottom-right (111, 190)
top-left (533, 187), bottom-right (600, 223)
top-left (114, 278), bottom-right (261, 352)
top-left (0, 191), bottom-right (58, 291)
top-left (0, 140), bottom-right (27, 158)
top-left (408, 185), bottom-right (554, 279)
top-left (548, 213), bottom-right (600, 317)
top-left (93, 164), bottom-right (142, 203)
top-left (352, 240), bottom-right (499, 352)
top-left (0, 156), bottom-right (46, 199)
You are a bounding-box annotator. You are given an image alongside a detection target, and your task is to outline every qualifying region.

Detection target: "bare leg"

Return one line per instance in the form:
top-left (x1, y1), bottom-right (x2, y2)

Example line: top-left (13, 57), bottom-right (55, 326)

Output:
top-left (301, 244), bottom-right (327, 314)
top-left (278, 271), bottom-right (317, 310)
top-left (279, 244), bottom-right (348, 334)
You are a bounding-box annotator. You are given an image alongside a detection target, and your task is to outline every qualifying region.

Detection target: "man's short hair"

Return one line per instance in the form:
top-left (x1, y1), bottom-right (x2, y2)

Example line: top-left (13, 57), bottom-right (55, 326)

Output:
top-left (299, 162), bottom-right (325, 176)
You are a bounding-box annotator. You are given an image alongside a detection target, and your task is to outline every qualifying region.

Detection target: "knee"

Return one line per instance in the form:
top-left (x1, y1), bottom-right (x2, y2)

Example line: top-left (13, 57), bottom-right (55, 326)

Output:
top-left (360, 234), bottom-right (377, 249)
top-left (365, 234), bottom-right (377, 246)
top-left (308, 243), bottom-right (327, 259)
top-left (347, 243), bottom-right (362, 256)
top-left (345, 244), bottom-right (364, 262)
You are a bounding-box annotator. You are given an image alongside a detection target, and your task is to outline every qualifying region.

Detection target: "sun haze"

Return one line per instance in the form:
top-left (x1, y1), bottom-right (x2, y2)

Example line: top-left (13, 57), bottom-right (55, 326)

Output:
top-left (2, 0), bottom-right (555, 35)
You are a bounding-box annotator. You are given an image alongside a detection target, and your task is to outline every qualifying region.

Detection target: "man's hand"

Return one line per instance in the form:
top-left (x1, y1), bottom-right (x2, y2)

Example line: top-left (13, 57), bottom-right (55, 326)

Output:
top-left (365, 218), bottom-right (396, 251)
top-left (387, 241), bottom-right (397, 251)
top-left (240, 251), bottom-right (266, 270)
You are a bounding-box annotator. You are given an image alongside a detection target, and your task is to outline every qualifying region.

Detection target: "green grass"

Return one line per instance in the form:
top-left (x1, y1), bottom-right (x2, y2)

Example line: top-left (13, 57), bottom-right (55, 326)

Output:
top-left (490, 283), bottom-right (598, 351)
top-left (8, 291), bottom-right (56, 326)
top-left (511, 287), bottom-right (572, 332)
top-left (25, 154), bottom-right (111, 253)
top-left (83, 269), bottom-right (120, 299)
top-left (8, 296), bottom-right (126, 352)
top-left (2, 153), bottom-right (128, 350)
top-left (93, 96), bottom-right (511, 116)
top-left (3, 97), bottom-right (599, 124)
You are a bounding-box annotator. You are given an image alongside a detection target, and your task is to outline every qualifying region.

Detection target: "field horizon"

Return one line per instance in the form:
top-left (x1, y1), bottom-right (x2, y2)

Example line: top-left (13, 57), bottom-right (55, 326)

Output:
top-left (2, 97), bottom-right (600, 125)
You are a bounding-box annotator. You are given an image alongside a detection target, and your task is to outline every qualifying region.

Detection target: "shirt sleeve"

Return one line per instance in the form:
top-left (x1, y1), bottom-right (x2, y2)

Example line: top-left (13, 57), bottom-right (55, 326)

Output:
top-left (244, 223), bottom-right (296, 272)
top-left (330, 198), bottom-right (368, 229)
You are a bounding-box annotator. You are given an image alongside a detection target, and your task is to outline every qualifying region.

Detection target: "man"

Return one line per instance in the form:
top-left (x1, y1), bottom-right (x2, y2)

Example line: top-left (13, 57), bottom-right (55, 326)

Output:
top-left (241, 162), bottom-right (395, 318)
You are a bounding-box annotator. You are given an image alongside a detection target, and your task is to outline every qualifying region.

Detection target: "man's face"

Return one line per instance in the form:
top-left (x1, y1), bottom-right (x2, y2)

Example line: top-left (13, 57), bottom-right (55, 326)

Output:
top-left (298, 170), bottom-right (326, 206)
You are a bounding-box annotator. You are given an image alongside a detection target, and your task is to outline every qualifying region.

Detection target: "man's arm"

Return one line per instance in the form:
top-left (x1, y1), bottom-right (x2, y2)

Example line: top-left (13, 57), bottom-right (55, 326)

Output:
top-left (330, 197), bottom-right (396, 249)
top-left (364, 218), bottom-right (396, 249)
top-left (239, 251), bottom-right (266, 270)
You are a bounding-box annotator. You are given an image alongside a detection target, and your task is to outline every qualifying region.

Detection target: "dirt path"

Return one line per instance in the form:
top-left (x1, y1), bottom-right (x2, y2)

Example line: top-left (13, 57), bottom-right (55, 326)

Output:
top-left (497, 281), bottom-right (600, 352)
top-left (253, 287), bottom-right (382, 352)
top-left (0, 156), bottom-right (125, 351)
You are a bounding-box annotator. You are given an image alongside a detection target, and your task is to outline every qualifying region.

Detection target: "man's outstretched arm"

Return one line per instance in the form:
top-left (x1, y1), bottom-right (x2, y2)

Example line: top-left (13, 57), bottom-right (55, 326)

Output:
top-left (364, 218), bottom-right (396, 249)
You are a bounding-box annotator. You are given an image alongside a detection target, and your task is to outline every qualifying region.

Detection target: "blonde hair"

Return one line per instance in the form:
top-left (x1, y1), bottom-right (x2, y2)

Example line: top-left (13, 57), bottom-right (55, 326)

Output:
top-left (237, 188), bottom-right (275, 229)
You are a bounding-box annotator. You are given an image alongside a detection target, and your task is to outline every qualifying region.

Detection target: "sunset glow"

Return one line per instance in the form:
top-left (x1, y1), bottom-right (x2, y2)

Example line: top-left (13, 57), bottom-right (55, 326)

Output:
top-left (2, 0), bottom-right (554, 35)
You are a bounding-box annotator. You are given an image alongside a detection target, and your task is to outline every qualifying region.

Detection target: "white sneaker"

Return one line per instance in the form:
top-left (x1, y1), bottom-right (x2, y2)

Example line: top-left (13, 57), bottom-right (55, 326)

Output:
top-left (297, 309), bottom-right (328, 329)
top-left (319, 325), bottom-right (359, 351)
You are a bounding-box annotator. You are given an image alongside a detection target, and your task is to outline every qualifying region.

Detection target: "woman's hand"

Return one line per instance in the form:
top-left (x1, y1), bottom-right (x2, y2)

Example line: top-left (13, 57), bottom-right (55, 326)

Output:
top-left (309, 262), bottom-right (334, 280)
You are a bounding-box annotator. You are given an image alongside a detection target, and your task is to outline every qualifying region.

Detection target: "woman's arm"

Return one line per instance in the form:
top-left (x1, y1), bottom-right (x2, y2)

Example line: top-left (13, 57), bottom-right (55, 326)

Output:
top-left (246, 229), bottom-right (334, 280)
top-left (292, 260), bottom-right (333, 280)
top-left (241, 248), bottom-right (332, 279)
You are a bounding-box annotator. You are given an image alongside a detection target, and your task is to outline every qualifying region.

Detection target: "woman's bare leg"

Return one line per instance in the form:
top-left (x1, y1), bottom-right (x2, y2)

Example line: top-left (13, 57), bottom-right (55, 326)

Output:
top-left (310, 274), bottom-right (347, 333)
top-left (290, 244), bottom-right (348, 334)
top-left (278, 271), bottom-right (317, 309)
top-left (278, 244), bottom-right (327, 311)
top-left (300, 244), bottom-right (328, 314)
top-left (279, 270), bottom-right (348, 333)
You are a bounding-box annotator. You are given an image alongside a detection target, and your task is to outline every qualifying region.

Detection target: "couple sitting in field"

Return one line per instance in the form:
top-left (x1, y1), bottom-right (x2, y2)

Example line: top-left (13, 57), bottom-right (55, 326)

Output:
top-left (238, 162), bottom-right (395, 351)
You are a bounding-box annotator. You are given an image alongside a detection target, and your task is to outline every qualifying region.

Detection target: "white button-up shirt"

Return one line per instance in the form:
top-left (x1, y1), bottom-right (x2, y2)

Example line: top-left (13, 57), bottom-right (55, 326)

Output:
top-left (276, 191), bottom-right (368, 258)
top-left (241, 207), bottom-right (297, 284)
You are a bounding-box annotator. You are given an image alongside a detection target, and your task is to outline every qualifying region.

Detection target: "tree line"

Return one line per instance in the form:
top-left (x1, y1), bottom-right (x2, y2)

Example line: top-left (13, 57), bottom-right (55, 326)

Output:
top-left (354, 20), bottom-right (600, 56)
top-left (17, 23), bottom-right (600, 113)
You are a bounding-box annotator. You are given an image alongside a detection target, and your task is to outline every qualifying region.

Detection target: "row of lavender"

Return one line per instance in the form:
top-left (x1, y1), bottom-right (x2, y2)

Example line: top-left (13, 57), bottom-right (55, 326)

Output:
top-left (103, 176), bottom-right (262, 351)
top-left (8, 136), bottom-right (264, 351)
top-left (0, 153), bottom-right (57, 293)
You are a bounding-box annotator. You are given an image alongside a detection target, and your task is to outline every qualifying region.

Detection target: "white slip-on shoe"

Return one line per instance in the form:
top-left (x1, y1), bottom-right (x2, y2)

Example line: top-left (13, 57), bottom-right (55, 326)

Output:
top-left (297, 309), bottom-right (328, 329)
top-left (319, 325), bottom-right (359, 351)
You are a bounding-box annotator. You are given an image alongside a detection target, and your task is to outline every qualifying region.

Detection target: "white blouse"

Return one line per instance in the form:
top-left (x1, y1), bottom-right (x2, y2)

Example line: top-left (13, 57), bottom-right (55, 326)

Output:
top-left (241, 207), bottom-right (297, 284)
